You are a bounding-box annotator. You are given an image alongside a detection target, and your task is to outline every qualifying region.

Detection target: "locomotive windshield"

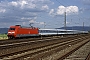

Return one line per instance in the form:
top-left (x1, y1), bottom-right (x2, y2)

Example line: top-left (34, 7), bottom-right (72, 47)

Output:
top-left (9, 28), bottom-right (15, 30)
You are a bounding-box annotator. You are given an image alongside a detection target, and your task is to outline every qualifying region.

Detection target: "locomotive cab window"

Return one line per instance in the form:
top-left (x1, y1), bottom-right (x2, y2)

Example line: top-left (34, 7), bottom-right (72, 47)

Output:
top-left (9, 28), bottom-right (15, 30)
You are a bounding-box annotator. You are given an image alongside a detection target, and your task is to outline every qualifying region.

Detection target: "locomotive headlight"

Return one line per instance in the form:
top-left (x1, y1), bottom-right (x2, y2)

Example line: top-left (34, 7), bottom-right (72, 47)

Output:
top-left (8, 32), bottom-right (15, 34)
top-left (8, 32), bottom-right (11, 33)
top-left (12, 32), bottom-right (15, 33)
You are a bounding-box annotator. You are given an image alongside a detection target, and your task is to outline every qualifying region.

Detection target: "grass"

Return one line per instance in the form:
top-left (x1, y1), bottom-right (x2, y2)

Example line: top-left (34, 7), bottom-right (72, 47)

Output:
top-left (0, 34), bottom-right (8, 40)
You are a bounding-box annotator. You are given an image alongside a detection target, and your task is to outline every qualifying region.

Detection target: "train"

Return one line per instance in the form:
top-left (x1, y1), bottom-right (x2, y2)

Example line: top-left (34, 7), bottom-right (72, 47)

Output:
top-left (7, 25), bottom-right (88, 39)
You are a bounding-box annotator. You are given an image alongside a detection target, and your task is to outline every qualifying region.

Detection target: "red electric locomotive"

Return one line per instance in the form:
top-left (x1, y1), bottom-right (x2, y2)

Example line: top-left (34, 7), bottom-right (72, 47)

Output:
top-left (7, 25), bottom-right (39, 39)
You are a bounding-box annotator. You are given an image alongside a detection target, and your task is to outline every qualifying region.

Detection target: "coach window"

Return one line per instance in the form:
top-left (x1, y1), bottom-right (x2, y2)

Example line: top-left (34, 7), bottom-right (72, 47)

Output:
top-left (40, 30), bottom-right (42, 32)
top-left (45, 30), bottom-right (47, 33)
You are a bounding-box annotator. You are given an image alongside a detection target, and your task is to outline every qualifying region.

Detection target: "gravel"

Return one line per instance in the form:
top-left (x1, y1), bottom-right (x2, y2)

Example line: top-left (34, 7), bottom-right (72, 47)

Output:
top-left (64, 41), bottom-right (90, 60)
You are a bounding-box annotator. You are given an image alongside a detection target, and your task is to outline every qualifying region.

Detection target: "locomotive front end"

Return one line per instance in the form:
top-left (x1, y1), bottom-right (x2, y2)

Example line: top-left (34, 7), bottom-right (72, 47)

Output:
top-left (7, 26), bottom-right (17, 39)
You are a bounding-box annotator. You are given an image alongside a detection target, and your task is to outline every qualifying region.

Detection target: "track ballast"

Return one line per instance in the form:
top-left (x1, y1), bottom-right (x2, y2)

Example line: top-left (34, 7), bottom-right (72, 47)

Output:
top-left (0, 34), bottom-right (90, 60)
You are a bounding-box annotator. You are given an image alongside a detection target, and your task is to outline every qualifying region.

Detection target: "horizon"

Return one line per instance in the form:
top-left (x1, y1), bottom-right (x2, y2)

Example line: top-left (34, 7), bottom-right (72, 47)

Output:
top-left (0, 26), bottom-right (90, 34)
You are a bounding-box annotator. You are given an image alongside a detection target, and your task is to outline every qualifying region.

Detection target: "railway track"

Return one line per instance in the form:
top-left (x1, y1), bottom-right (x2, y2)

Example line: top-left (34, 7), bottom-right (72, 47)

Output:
top-left (63, 39), bottom-right (90, 60)
top-left (0, 35), bottom-right (77, 47)
top-left (0, 34), bottom-right (85, 45)
top-left (0, 34), bottom-right (89, 60)
top-left (86, 53), bottom-right (90, 60)
top-left (0, 35), bottom-right (87, 50)
top-left (0, 34), bottom-right (82, 49)
top-left (0, 35), bottom-right (81, 56)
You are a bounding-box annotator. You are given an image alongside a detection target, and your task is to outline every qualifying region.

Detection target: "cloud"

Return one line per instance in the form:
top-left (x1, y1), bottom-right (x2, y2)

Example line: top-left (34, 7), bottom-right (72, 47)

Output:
top-left (49, 9), bottom-right (55, 16)
top-left (57, 6), bottom-right (79, 15)
top-left (0, 9), bottom-right (6, 13)
top-left (21, 17), bottom-right (32, 20)
top-left (42, 5), bottom-right (49, 10)
top-left (10, 1), bottom-right (18, 7)
top-left (29, 20), bottom-right (45, 26)
top-left (56, 6), bottom-right (65, 15)
top-left (0, 0), bottom-right (53, 27)
top-left (49, 5), bottom-right (79, 16)
top-left (29, 20), bottom-right (36, 23)
top-left (39, 22), bottom-right (45, 25)
top-left (67, 6), bottom-right (78, 14)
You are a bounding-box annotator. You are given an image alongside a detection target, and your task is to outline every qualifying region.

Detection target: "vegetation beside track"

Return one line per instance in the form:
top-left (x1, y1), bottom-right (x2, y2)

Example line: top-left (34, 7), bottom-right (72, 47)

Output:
top-left (0, 34), bottom-right (8, 40)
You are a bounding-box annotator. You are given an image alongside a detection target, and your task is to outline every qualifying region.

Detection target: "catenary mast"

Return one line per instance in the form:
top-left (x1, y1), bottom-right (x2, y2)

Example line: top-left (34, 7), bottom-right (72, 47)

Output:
top-left (64, 12), bottom-right (66, 30)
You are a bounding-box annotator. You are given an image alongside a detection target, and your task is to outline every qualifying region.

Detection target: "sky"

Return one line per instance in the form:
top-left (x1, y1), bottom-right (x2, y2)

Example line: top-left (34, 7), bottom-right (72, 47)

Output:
top-left (0, 0), bottom-right (90, 28)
